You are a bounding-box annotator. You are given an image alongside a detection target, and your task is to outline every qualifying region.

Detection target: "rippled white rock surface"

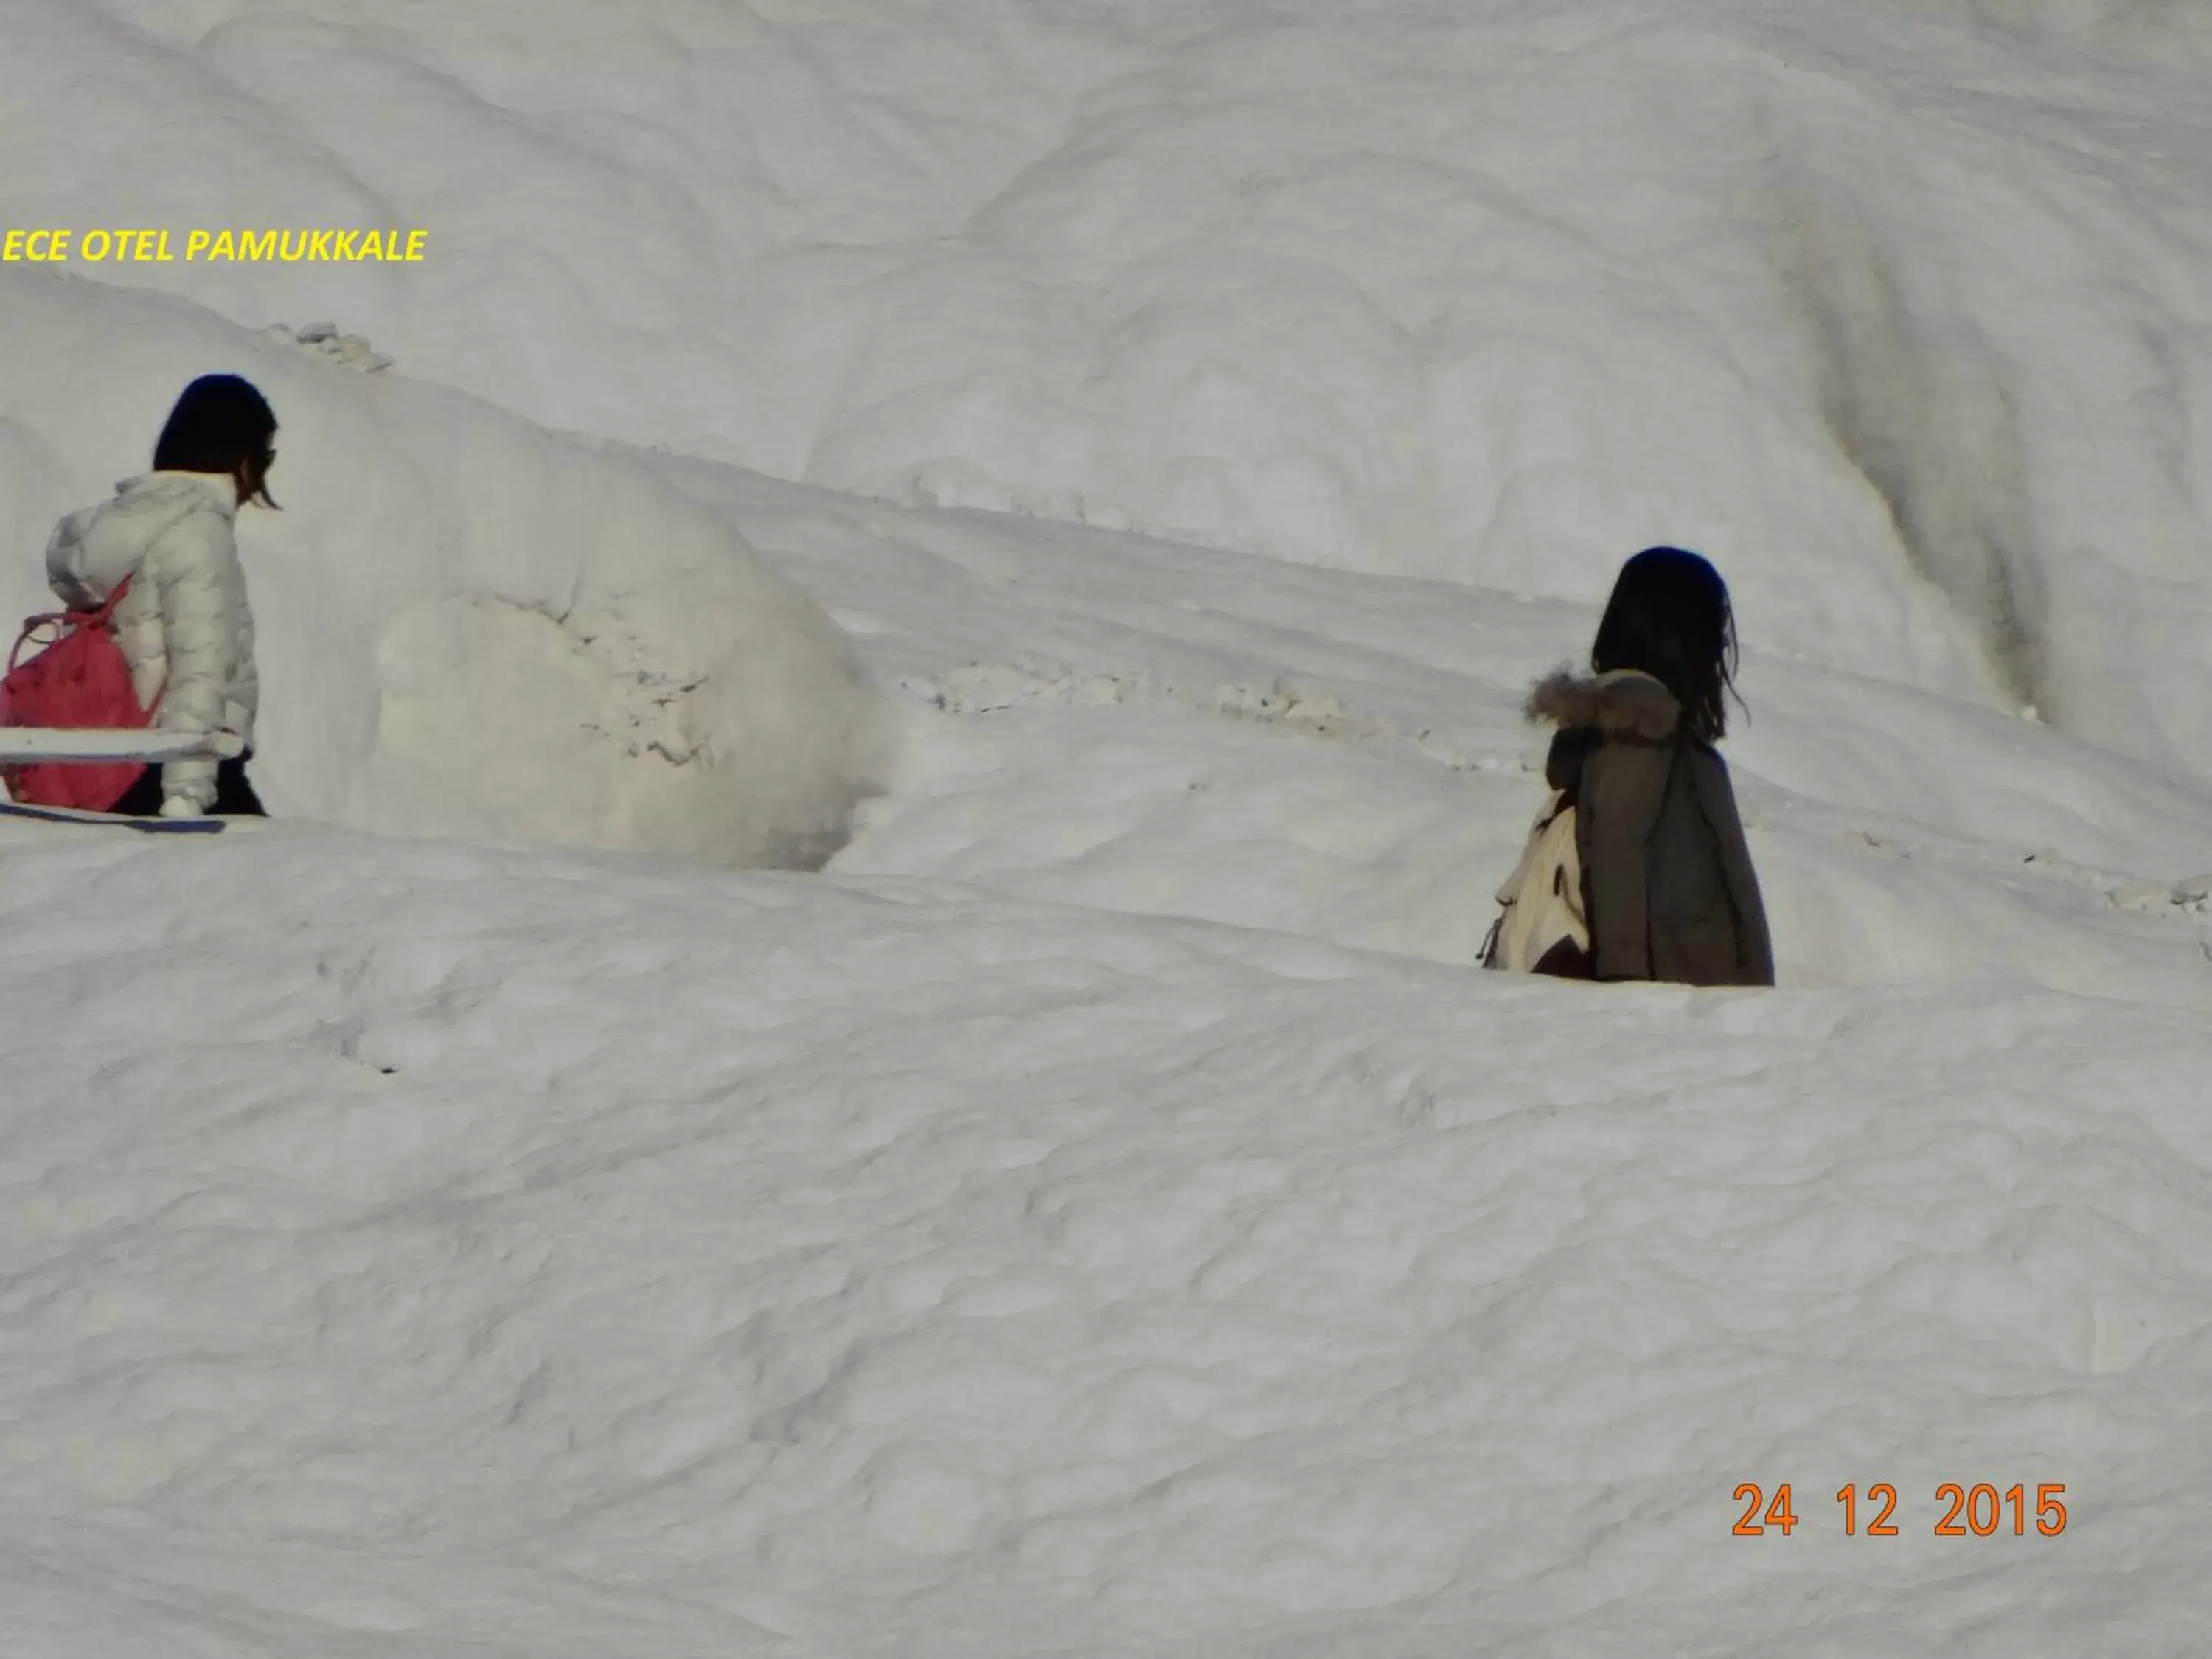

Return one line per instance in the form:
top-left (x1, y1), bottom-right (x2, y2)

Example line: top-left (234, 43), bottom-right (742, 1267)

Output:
top-left (4, 826), bottom-right (2211, 1655)
top-left (12, 0), bottom-right (2212, 770)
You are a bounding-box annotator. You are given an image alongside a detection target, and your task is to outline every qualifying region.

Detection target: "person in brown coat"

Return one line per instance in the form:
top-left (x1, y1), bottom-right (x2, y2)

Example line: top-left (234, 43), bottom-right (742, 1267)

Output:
top-left (1524, 547), bottom-right (1775, 987)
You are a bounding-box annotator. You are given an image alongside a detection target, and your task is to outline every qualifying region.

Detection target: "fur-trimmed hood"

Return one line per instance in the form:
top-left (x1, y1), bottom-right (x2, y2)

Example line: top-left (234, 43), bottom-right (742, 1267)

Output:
top-left (1524, 668), bottom-right (1681, 740)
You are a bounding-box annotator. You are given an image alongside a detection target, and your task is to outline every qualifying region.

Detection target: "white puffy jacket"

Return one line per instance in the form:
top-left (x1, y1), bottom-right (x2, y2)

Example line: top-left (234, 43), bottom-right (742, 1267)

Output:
top-left (46, 470), bottom-right (260, 810)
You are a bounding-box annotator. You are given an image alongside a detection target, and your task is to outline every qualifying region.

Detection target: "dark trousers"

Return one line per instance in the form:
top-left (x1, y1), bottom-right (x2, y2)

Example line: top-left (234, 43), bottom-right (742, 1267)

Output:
top-left (110, 754), bottom-right (267, 818)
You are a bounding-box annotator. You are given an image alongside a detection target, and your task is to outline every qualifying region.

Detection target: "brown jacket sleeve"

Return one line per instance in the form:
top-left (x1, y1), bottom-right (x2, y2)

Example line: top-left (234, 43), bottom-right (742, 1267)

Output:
top-left (1578, 737), bottom-right (1674, 981)
top-left (1702, 757), bottom-right (1776, 986)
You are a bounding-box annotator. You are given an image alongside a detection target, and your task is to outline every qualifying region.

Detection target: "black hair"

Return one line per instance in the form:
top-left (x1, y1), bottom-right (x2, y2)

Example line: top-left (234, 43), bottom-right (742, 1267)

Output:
top-left (1589, 546), bottom-right (1739, 742)
top-left (153, 374), bottom-right (279, 508)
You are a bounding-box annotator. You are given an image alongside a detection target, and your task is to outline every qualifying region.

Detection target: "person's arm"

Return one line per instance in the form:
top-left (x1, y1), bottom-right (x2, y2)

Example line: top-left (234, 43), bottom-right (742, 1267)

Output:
top-left (147, 511), bottom-right (245, 813)
top-left (1579, 737), bottom-right (1674, 981)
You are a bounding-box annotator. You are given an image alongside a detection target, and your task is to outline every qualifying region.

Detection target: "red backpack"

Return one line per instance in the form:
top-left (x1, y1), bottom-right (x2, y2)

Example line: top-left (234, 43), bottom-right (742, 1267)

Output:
top-left (0, 575), bottom-right (159, 811)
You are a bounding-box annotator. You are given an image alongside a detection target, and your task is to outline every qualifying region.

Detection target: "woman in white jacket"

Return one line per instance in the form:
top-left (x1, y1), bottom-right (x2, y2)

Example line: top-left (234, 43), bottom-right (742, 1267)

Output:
top-left (46, 375), bottom-right (275, 817)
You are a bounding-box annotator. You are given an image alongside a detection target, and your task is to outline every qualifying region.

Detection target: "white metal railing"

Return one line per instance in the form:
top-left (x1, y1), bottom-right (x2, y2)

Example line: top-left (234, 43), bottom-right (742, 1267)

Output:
top-left (0, 729), bottom-right (242, 764)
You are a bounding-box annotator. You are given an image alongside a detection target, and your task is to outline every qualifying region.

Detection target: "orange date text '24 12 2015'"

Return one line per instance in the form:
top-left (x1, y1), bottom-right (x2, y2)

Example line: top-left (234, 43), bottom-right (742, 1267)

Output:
top-left (1733, 1484), bottom-right (2067, 1537)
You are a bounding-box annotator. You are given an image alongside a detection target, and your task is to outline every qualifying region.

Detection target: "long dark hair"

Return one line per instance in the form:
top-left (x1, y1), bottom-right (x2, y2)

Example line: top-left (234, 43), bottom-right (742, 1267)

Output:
top-left (1590, 546), bottom-right (1739, 742)
top-left (153, 374), bottom-right (279, 508)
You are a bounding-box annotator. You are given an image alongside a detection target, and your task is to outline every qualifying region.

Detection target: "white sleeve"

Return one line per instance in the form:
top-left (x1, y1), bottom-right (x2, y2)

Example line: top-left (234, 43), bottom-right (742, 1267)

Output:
top-left (145, 510), bottom-right (245, 808)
